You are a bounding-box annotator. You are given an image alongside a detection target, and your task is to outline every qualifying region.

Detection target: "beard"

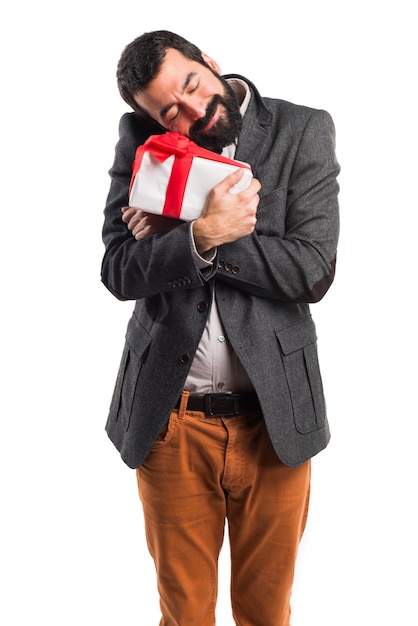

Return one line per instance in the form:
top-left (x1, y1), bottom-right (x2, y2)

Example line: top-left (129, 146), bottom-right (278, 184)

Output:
top-left (188, 76), bottom-right (242, 153)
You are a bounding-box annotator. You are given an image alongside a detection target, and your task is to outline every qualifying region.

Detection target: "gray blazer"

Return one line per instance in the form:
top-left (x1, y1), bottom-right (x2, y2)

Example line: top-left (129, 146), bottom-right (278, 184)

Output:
top-left (101, 74), bottom-right (340, 469)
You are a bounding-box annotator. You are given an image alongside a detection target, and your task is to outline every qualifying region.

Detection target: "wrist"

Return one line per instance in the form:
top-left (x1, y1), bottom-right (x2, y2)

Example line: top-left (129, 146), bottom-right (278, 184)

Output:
top-left (192, 218), bottom-right (216, 255)
top-left (190, 222), bottom-right (217, 263)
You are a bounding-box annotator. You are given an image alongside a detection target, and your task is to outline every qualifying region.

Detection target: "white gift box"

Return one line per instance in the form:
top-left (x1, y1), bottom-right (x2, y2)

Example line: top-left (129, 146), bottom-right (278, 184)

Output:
top-left (129, 132), bottom-right (253, 221)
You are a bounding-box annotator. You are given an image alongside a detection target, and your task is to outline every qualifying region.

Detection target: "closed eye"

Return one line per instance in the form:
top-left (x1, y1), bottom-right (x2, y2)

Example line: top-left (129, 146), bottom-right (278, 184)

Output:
top-left (168, 107), bottom-right (180, 122)
top-left (166, 83), bottom-right (200, 123)
top-left (188, 82), bottom-right (199, 94)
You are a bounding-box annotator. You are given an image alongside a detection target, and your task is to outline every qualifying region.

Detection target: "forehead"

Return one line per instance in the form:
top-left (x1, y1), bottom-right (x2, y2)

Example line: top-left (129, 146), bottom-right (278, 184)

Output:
top-left (159, 48), bottom-right (200, 75)
top-left (148, 49), bottom-right (204, 98)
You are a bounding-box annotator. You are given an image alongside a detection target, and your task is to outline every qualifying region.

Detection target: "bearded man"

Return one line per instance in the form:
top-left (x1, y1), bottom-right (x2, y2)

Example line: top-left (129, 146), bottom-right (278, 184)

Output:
top-left (101, 29), bottom-right (340, 626)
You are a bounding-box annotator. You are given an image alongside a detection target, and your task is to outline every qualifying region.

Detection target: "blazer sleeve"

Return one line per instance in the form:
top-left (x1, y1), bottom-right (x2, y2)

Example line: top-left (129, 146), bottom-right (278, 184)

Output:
top-left (216, 109), bottom-right (340, 303)
top-left (101, 113), bottom-right (214, 301)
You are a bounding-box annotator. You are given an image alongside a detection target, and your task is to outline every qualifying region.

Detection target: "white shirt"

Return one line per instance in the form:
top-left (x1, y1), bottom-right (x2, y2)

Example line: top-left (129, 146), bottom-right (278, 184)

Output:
top-left (184, 79), bottom-right (254, 394)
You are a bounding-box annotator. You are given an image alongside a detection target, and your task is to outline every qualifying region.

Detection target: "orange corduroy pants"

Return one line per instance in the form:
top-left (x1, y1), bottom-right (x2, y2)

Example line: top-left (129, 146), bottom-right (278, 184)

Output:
top-left (136, 391), bottom-right (311, 626)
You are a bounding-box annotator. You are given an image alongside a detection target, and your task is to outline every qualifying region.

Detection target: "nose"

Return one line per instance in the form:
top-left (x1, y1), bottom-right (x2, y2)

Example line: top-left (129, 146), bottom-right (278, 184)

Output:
top-left (184, 97), bottom-right (207, 121)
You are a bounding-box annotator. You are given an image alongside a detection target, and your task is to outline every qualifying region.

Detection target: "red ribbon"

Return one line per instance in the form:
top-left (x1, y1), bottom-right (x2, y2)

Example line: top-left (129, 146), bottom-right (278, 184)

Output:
top-left (130, 132), bottom-right (251, 219)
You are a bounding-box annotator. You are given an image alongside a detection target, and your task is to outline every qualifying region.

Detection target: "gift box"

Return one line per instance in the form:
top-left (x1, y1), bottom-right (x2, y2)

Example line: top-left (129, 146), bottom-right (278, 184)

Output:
top-left (129, 132), bottom-right (253, 221)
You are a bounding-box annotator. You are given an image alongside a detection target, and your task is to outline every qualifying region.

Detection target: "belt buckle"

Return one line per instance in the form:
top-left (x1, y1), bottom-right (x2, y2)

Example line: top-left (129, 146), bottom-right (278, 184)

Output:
top-left (204, 393), bottom-right (239, 417)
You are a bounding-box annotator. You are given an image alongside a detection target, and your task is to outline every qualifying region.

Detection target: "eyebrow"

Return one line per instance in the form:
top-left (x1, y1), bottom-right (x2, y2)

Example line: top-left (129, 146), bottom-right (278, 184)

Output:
top-left (159, 72), bottom-right (197, 120)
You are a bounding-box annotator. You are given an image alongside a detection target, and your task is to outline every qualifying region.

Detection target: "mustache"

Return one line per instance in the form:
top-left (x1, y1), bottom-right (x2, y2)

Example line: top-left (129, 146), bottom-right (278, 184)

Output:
top-left (191, 94), bottom-right (225, 134)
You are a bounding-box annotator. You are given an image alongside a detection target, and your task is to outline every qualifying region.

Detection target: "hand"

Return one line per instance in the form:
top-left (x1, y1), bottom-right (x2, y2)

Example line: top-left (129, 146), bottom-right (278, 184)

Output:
top-left (122, 206), bottom-right (182, 240)
top-left (192, 169), bottom-right (261, 254)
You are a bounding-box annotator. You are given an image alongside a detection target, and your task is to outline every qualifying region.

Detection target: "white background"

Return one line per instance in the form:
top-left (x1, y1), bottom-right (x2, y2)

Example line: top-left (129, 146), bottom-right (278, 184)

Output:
top-left (2, 1), bottom-right (417, 624)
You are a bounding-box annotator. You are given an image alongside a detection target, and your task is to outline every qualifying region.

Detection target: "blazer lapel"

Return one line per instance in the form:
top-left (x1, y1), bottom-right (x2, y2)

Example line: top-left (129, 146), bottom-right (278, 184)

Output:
top-left (233, 83), bottom-right (271, 171)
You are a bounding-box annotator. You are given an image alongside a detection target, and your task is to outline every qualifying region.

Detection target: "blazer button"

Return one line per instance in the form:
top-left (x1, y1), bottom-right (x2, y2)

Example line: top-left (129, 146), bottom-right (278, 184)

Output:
top-left (231, 265), bottom-right (240, 274)
top-left (197, 301), bottom-right (208, 313)
top-left (180, 353), bottom-right (190, 363)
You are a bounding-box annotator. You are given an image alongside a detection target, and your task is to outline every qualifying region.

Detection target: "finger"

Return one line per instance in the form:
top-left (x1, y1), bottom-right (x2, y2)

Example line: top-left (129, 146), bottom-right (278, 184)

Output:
top-left (215, 168), bottom-right (246, 194)
top-left (128, 212), bottom-right (145, 230)
top-left (121, 207), bottom-right (138, 223)
top-left (249, 177), bottom-right (261, 194)
top-left (134, 225), bottom-right (152, 240)
top-left (132, 216), bottom-right (149, 237)
top-left (237, 178), bottom-right (261, 204)
top-left (132, 222), bottom-right (142, 237)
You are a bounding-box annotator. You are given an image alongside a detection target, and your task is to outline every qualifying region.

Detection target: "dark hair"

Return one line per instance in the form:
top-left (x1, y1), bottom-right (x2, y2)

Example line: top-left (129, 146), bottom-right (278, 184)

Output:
top-left (117, 30), bottom-right (208, 112)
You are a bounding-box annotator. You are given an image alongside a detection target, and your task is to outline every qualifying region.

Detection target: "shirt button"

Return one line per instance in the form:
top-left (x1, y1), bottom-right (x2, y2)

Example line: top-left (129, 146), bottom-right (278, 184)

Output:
top-left (218, 335), bottom-right (225, 343)
top-left (217, 382), bottom-right (224, 390)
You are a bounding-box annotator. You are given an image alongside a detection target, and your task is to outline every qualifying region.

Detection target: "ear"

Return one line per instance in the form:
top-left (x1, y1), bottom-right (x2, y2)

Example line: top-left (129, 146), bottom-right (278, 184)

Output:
top-left (201, 52), bottom-right (221, 74)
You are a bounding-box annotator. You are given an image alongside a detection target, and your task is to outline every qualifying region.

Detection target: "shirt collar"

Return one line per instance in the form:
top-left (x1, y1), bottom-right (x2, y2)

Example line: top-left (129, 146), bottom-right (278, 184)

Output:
top-left (227, 77), bottom-right (251, 116)
top-left (222, 78), bottom-right (250, 158)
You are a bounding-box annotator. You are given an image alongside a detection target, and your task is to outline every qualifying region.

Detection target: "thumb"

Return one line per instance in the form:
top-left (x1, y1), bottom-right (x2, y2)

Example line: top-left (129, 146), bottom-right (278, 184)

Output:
top-left (215, 168), bottom-right (246, 194)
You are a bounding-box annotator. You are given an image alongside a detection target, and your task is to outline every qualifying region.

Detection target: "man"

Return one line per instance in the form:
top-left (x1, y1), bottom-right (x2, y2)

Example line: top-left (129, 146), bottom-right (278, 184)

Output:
top-left (101, 30), bottom-right (340, 626)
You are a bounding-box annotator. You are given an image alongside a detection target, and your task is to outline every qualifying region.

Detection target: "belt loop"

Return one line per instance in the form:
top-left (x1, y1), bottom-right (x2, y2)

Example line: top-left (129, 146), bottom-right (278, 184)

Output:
top-left (177, 390), bottom-right (190, 419)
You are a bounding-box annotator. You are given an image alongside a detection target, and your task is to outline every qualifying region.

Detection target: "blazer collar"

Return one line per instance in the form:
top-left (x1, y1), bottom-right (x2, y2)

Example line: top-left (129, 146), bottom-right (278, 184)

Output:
top-left (223, 74), bottom-right (272, 167)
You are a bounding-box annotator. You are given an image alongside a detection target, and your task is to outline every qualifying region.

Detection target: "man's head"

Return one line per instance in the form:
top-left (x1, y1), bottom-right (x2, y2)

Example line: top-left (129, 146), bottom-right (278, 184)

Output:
top-left (116, 30), bottom-right (242, 152)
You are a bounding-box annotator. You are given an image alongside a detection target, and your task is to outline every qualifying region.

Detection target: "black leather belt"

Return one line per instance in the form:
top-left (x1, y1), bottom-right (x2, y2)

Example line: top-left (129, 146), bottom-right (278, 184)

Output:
top-left (175, 392), bottom-right (260, 417)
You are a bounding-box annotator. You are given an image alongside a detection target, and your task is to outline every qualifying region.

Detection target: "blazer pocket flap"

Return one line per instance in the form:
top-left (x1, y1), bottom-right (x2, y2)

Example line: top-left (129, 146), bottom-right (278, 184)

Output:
top-left (125, 315), bottom-right (152, 359)
top-left (258, 186), bottom-right (285, 209)
top-left (275, 318), bottom-right (317, 355)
